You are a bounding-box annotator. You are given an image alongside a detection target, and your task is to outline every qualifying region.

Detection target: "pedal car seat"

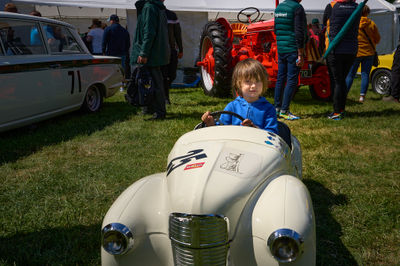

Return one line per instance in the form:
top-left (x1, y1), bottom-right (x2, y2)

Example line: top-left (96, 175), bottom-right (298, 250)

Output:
top-left (277, 121), bottom-right (292, 149)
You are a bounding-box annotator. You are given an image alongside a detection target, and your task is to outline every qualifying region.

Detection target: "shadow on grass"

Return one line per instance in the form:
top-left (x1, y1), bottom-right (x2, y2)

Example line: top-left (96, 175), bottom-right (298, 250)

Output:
top-left (0, 224), bottom-right (100, 265)
top-left (304, 179), bottom-right (358, 265)
top-left (171, 98), bottom-right (228, 107)
top-left (0, 101), bottom-right (138, 165)
top-left (166, 111), bottom-right (205, 120)
top-left (303, 108), bottom-right (399, 119)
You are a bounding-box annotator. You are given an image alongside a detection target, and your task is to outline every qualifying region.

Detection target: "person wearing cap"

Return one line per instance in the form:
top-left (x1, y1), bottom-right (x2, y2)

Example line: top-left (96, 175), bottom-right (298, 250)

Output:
top-left (310, 19), bottom-right (321, 37)
top-left (87, 19), bottom-right (104, 55)
top-left (102, 14), bottom-right (130, 72)
top-left (309, 18), bottom-right (324, 53)
top-left (130, 0), bottom-right (170, 120)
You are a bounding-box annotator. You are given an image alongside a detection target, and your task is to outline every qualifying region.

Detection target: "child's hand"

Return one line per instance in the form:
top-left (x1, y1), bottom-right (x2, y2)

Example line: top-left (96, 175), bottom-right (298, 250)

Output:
top-left (201, 111), bottom-right (215, 126)
top-left (241, 119), bottom-right (258, 128)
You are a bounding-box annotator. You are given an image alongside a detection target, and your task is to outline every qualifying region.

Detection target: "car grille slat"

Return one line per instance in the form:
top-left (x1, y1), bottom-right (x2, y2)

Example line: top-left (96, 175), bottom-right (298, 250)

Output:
top-left (169, 213), bottom-right (229, 266)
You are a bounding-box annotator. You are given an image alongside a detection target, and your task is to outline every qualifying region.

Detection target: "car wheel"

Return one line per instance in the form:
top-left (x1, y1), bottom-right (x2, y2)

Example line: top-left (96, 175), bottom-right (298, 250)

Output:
top-left (198, 21), bottom-right (232, 97)
top-left (309, 65), bottom-right (332, 101)
top-left (371, 68), bottom-right (391, 95)
top-left (83, 85), bottom-right (103, 112)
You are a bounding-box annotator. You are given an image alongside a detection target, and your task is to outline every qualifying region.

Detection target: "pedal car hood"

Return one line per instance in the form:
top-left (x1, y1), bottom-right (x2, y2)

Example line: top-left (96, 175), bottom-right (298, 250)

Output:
top-left (166, 126), bottom-right (293, 230)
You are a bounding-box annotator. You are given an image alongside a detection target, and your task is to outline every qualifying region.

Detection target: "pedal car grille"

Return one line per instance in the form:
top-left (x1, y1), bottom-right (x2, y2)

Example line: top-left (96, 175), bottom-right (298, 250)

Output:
top-left (169, 213), bottom-right (229, 265)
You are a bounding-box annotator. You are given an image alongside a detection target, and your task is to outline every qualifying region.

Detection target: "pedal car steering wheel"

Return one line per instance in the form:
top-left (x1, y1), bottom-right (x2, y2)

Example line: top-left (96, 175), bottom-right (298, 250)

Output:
top-left (237, 7), bottom-right (261, 23)
top-left (194, 111), bottom-right (245, 130)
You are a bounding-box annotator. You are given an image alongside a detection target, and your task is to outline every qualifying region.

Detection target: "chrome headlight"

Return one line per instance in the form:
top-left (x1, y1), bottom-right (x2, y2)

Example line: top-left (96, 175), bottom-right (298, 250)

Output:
top-left (267, 228), bottom-right (304, 263)
top-left (102, 223), bottom-right (134, 255)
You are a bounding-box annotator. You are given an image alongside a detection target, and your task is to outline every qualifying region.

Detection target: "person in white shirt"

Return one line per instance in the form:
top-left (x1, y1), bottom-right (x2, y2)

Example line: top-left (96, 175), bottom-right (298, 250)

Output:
top-left (87, 19), bottom-right (104, 55)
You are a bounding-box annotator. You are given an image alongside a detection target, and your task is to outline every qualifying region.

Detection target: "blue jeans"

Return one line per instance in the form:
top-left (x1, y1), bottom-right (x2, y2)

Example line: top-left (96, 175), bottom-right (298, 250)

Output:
top-left (120, 55), bottom-right (127, 74)
top-left (274, 52), bottom-right (300, 112)
top-left (345, 55), bottom-right (374, 96)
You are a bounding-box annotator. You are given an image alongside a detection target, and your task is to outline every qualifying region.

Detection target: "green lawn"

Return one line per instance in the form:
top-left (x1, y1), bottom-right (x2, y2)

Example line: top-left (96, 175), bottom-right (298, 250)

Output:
top-left (0, 79), bottom-right (399, 265)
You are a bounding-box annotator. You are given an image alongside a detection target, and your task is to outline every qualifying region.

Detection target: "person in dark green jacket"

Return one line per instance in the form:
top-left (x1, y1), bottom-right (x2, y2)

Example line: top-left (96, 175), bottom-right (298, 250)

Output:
top-left (273, 0), bottom-right (307, 121)
top-left (130, 0), bottom-right (170, 120)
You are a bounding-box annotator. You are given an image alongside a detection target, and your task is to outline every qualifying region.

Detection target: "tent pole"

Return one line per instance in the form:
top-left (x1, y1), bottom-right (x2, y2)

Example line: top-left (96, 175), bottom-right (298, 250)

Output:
top-left (57, 5), bottom-right (61, 19)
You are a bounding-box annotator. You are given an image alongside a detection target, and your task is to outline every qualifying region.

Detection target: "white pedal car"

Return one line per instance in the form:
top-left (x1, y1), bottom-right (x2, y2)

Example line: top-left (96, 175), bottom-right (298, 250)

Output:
top-left (101, 111), bottom-right (316, 266)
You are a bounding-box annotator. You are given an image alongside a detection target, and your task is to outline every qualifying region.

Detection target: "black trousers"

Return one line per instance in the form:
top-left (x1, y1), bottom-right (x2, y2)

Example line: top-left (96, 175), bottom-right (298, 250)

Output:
top-left (390, 44), bottom-right (400, 99)
top-left (327, 53), bottom-right (356, 113)
top-left (149, 66), bottom-right (166, 117)
top-left (161, 49), bottom-right (178, 102)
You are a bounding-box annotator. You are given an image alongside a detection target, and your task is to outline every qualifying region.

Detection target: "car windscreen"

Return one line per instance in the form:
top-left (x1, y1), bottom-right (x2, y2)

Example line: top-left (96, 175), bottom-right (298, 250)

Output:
top-left (0, 18), bottom-right (46, 56)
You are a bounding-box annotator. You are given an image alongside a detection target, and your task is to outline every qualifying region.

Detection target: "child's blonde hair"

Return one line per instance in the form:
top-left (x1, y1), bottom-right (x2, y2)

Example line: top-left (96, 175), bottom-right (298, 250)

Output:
top-left (232, 58), bottom-right (269, 96)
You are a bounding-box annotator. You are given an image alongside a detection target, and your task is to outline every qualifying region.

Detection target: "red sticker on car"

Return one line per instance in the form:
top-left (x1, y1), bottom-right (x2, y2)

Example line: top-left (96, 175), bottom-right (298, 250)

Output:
top-left (184, 162), bottom-right (205, 170)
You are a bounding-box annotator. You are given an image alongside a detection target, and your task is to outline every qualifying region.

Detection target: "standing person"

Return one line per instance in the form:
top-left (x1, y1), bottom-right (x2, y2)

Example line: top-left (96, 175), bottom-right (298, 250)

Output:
top-left (323, 2), bottom-right (336, 101)
top-left (310, 18), bottom-right (325, 53)
top-left (87, 19), bottom-right (104, 55)
top-left (345, 5), bottom-right (380, 103)
top-left (202, 58), bottom-right (278, 134)
top-left (130, 0), bottom-right (170, 120)
top-left (324, 0), bottom-right (360, 120)
top-left (382, 44), bottom-right (400, 103)
top-left (161, 8), bottom-right (183, 105)
top-left (309, 18), bottom-right (322, 47)
top-left (273, 0), bottom-right (307, 121)
top-left (29, 11), bottom-right (57, 47)
top-left (102, 14), bottom-right (130, 73)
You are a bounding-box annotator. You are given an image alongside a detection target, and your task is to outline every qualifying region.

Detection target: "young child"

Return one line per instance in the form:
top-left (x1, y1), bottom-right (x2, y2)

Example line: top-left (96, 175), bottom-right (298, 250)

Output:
top-left (202, 58), bottom-right (278, 134)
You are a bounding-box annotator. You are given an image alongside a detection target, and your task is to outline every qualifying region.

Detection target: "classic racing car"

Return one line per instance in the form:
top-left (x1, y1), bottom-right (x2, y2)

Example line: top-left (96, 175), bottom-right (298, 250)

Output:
top-left (101, 112), bottom-right (316, 265)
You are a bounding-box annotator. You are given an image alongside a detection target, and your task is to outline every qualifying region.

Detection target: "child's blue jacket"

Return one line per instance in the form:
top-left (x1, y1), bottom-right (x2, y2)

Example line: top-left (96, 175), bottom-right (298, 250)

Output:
top-left (219, 96), bottom-right (278, 134)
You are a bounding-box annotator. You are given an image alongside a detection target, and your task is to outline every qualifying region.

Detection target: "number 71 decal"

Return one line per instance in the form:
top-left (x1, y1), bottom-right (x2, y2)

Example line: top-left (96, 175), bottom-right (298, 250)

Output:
top-left (68, 70), bottom-right (82, 94)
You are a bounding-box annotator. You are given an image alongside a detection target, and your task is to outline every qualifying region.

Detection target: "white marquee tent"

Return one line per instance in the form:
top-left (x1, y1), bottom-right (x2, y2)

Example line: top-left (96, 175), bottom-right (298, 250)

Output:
top-left (13, 0), bottom-right (399, 67)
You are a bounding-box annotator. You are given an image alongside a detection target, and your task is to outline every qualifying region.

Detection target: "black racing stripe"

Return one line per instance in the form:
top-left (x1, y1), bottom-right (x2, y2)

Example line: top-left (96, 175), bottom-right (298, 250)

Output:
top-left (0, 58), bottom-right (121, 74)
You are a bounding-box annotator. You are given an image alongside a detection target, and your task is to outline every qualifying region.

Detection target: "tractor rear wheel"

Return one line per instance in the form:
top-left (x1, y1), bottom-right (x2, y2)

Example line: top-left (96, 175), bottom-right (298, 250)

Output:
top-left (309, 64), bottom-right (332, 101)
top-left (199, 21), bottom-right (232, 97)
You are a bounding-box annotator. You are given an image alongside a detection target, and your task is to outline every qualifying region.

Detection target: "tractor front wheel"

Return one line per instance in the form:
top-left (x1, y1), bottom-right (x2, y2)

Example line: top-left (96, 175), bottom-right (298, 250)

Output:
top-left (198, 21), bottom-right (232, 97)
top-left (309, 65), bottom-right (331, 101)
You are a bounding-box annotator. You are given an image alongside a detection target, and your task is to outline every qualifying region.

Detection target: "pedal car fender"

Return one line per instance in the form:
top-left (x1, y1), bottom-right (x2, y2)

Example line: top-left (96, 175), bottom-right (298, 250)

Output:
top-left (101, 174), bottom-right (173, 266)
top-left (231, 175), bottom-right (315, 265)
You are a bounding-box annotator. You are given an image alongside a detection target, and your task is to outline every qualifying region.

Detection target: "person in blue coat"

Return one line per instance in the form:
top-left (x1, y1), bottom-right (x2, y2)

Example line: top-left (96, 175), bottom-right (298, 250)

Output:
top-left (102, 14), bottom-right (130, 73)
top-left (202, 58), bottom-right (278, 134)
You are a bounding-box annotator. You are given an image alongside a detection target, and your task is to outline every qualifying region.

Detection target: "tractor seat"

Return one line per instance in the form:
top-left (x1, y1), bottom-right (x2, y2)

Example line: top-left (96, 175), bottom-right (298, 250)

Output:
top-left (231, 23), bottom-right (247, 36)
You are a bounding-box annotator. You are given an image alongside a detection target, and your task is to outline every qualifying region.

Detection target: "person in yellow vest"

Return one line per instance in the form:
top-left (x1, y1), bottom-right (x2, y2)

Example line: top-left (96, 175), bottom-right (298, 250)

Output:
top-left (345, 5), bottom-right (380, 103)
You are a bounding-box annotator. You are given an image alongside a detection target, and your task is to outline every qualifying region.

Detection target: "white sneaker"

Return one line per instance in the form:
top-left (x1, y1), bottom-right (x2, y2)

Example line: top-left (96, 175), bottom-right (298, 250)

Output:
top-left (359, 96), bottom-right (365, 103)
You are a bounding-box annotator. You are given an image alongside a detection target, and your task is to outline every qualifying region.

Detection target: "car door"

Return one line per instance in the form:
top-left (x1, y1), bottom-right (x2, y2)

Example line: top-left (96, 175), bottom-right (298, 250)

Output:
top-left (0, 18), bottom-right (60, 126)
top-left (42, 22), bottom-right (88, 109)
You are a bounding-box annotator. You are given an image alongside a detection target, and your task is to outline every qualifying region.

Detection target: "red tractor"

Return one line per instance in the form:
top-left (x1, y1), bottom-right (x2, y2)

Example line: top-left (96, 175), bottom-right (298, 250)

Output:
top-left (197, 7), bottom-right (331, 101)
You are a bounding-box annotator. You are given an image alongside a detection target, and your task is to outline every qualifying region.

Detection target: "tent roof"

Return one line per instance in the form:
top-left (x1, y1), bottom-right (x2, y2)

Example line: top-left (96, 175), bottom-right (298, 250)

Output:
top-left (13, 0), bottom-right (396, 13)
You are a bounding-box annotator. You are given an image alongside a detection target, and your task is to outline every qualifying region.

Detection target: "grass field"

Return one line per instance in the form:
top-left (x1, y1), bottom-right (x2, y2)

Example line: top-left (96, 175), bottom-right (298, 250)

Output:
top-left (0, 79), bottom-right (399, 265)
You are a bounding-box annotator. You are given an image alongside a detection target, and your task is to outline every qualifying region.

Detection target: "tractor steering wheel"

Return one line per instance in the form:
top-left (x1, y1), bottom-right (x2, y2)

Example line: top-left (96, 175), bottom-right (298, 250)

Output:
top-left (237, 7), bottom-right (261, 24)
top-left (194, 111), bottom-right (245, 130)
